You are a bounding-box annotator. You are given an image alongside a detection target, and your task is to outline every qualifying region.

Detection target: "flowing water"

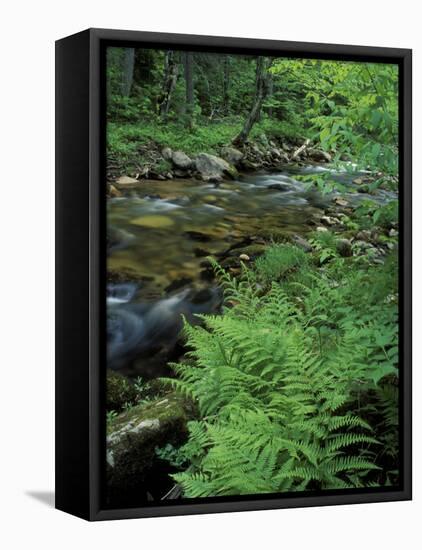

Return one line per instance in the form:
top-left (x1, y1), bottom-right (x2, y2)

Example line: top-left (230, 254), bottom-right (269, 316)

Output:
top-left (106, 164), bottom-right (396, 377)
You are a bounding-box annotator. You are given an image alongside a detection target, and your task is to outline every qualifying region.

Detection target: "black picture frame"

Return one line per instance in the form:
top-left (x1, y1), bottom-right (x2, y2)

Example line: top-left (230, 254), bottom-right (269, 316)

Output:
top-left (55, 28), bottom-right (412, 521)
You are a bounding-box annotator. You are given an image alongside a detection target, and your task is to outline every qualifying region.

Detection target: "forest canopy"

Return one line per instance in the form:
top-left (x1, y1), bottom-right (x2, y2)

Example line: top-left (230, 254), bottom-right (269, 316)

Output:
top-left (107, 47), bottom-right (398, 179)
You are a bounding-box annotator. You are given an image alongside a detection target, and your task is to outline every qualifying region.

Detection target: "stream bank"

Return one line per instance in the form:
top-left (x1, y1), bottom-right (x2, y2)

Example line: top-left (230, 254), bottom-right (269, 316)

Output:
top-left (105, 139), bottom-right (398, 507)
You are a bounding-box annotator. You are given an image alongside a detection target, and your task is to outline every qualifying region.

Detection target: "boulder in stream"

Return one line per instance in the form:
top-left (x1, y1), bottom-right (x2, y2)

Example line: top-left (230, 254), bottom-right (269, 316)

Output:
top-left (220, 146), bottom-right (244, 166)
top-left (171, 150), bottom-right (193, 169)
top-left (194, 152), bottom-right (238, 182)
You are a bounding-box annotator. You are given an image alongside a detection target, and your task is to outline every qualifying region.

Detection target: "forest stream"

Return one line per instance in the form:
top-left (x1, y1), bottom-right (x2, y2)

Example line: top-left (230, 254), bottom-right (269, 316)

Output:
top-left (107, 163), bottom-right (396, 379)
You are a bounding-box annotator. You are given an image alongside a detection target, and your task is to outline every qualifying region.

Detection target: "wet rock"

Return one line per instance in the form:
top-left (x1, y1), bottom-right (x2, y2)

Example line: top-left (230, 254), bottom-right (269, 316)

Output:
top-left (193, 247), bottom-right (211, 257)
top-left (195, 153), bottom-right (238, 181)
top-left (268, 183), bottom-right (291, 191)
top-left (241, 159), bottom-right (261, 171)
top-left (307, 148), bottom-right (332, 163)
top-left (149, 173), bottom-right (166, 181)
top-left (316, 226), bottom-right (328, 233)
top-left (221, 256), bottom-right (241, 269)
top-left (106, 370), bottom-right (139, 412)
top-left (353, 176), bottom-right (374, 186)
top-left (333, 197), bottom-right (349, 207)
top-left (199, 267), bottom-right (215, 282)
top-left (220, 146), bottom-right (243, 166)
top-left (171, 150), bottom-right (192, 169)
top-left (108, 184), bottom-right (122, 198)
top-left (291, 234), bottom-right (313, 252)
top-left (189, 287), bottom-right (221, 305)
top-left (165, 277), bottom-right (193, 293)
top-left (107, 394), bottom-right (190, 498)
top-left (107, 226), bottom-right (136, 251)
top-left (107, 267), bottom-right (153, 284)
top-left (239, 253), bottom-right (250, 261)
top-left (116, 176), bottom-right (139, 186)
top-left (336, 238), bottom-right (353, 257)
top-left (183, 230), bottom-right (212, 242)
top-left (173, 169), bottom-right (189, 178)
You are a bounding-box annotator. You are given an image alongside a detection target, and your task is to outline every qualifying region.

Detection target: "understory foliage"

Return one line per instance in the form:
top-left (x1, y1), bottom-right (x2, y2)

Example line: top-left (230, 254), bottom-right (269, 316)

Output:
top-left (107, 48), bottom-right (398, 186)
top-left (164, 246), bottom-right (399, 498)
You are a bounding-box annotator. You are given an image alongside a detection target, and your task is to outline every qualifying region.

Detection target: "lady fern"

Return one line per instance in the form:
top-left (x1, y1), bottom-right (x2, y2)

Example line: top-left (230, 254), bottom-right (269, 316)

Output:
top-left (163, 246), bottom-right (398, 497)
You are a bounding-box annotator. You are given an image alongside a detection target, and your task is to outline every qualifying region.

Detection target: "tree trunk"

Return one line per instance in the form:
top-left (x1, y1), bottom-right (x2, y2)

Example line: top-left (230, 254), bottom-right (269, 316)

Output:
top-left (158, 51), bottom-right (179, 119)
top-left (182, 52), bottom-right (195, 128)
top-left (266, 72), bottom-right (274, 118)
top-left (222, 56), bottom-right (230, 115)
top-left (121, 48), bottom-right (135, 97)
top-left (233, 57), bottom-right (271, 146)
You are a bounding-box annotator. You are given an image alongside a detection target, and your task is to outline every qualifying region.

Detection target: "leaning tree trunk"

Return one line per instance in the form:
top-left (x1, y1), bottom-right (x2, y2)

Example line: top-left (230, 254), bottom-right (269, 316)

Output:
top-left (182, 52), bottom-right (195, 129)
top-left (121, 48), bottom-right (135, 97)
top-left (158, 51), bottom-right (179, 119)
top-left (233, 57), bottom-right (271, 146)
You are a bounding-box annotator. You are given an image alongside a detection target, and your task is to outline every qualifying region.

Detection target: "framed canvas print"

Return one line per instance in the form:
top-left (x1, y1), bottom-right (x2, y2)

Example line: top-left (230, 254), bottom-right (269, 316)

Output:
top-left (55, 28), bottom-right (412, 521)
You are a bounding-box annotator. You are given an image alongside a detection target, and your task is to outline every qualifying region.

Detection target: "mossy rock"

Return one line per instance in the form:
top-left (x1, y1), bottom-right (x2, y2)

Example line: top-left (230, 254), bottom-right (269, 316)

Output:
top-left (106, 393), bottom-right (191, 494)
top-left (106, 370), bottom-right (139, 413)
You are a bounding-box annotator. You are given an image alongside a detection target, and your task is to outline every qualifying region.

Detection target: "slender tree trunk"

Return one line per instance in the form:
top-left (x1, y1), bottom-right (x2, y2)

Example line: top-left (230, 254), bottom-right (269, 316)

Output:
top-left (233, 57), bottom-right (271, 146)
top-left (158, 51), bottom-right (179, 119)
top-left (266, 72), bottom-right (274, 118)
top-left (222, 56), bottom-right (230, 115)
top-left (182, 52), bottom-right (195, 128)
top-left (121, 48), bottom-right (135, 97)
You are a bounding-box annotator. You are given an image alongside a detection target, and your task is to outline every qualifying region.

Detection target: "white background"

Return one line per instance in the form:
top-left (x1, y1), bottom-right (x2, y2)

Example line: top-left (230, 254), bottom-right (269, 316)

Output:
top-left (0, 0), bottom-right (419, 548)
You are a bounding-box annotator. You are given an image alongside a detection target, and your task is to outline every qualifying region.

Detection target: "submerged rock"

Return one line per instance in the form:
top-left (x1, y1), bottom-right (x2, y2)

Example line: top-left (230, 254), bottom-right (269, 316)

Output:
top-left (130, 215), bottom-right (175, 228)
top-left (268, 183), bottom-right (291, 191)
